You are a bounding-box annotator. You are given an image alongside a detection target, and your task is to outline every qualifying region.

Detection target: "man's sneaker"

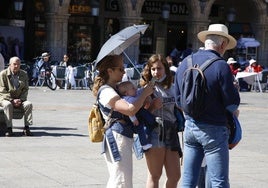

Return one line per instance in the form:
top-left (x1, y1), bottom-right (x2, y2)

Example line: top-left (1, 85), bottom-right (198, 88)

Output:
top-left (5, 128), bottom-right (14, 137)
top-left (23, 128), bottom-right (33, 136)
top-left (142, 143), bottom-right (152, 151)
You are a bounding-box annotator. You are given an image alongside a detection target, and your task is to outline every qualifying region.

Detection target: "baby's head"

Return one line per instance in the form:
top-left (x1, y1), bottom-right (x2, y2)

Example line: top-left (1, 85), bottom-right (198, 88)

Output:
top-left (117, 81), bottom-right (137, 96)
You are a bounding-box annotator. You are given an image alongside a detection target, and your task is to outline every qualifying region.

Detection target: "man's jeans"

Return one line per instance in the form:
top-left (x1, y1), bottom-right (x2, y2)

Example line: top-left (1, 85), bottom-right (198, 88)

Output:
top-left (181, 119), bottom-right (230, 188)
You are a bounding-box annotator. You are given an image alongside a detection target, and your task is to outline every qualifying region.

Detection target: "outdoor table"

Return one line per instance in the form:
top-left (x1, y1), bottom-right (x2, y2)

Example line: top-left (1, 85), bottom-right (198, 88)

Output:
top-left (236, 72), bottom-right (263, 92)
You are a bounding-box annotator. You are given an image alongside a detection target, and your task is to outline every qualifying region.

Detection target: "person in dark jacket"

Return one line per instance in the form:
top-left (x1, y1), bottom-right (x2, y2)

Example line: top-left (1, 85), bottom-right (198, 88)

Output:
top-left (32, 52), bottom-right (51, 83)
top-left (180, 43), bottom-right (193, 60)
top-left (174, 24), bottom-right (240, 188)
top-left (38, 52), bottom-right (52, 72)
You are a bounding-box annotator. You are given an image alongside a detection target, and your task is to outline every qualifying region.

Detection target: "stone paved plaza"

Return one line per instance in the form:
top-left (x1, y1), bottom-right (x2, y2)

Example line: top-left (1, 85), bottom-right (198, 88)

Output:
top-left (0, 87), bottom-right (268, 187)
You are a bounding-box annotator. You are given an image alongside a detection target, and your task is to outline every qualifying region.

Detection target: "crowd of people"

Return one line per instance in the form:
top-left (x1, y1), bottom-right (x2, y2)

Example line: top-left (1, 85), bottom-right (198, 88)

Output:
top-left (31, 52), bottom-right (80, 89)
top-left (0, 51), bottom-right (88, 137)
top-left (90, 23), bottom-right (242, 188)
top-left (2, 22), bottom-right (260, 187)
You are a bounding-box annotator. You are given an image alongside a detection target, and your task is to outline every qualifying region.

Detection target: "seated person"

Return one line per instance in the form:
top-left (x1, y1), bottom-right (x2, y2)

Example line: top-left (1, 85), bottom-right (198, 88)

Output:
top-left (39, 52), bottom-right (52, 73)
top-left (0, 56), bottom-right (33, 136)
top-left (59, 54), bottom-right (75, 89)
top-left (117, 81), bottom-right (157, 151)
top-left (59, 54), bottom-right (70, 67)
top-left (227, 57), bottom-right (241, 76)
top-left (227, 57), bottom-right (241, 89)
top-left (241, 59), bottom-right (263, 91)
top-left (32, 52), bottom-right (51, 84)
top-left (38, 52), bottom-right (63, 89)
top-left (245, 59), bottom-right (263, 73)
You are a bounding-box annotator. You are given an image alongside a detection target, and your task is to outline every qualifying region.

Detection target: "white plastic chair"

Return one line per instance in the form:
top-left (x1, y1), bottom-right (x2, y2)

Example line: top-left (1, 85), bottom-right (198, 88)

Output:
top-left (73, 66), bottom-right (87, 89)
top-left (35, 69), bottom-right (45, 87)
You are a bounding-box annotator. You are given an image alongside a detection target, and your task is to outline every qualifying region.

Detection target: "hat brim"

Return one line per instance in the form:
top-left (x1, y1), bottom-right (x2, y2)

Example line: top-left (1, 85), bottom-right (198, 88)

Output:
top-left (228, 61), bottom-right (237, 64)
top-left (197, 31), bottom-right (237, 50)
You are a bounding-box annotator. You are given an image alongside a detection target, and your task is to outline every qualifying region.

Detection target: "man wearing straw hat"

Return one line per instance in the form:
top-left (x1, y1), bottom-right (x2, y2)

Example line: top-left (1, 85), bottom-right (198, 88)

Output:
top-left (175, 24), bottom-right (240, 187)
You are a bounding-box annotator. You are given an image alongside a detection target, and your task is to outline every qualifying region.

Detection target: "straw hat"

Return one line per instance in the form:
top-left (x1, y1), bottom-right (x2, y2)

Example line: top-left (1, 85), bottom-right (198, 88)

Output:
top-left (41, 52), bottom-right (50, 58)
top-left (227, 57), bottom-right (237, 64)
top-left (197, 24), bottom-right (237, 50)
top-left (249, 59), bottom-right (256, 65)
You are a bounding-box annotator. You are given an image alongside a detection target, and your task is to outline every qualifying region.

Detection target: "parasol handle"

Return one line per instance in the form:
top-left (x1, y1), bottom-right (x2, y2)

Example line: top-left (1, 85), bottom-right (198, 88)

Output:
top-left (123, 51), bottom-right (141, 75)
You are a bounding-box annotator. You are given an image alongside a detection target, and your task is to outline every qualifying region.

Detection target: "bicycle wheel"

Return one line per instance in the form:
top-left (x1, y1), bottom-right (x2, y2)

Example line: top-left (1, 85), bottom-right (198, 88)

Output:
top-left (45, 72), bottom-right (57, 90)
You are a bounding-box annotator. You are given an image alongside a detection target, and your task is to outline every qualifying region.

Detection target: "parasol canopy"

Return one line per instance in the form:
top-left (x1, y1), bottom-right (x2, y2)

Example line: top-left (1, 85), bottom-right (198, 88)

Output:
top-left (236, 37), bottom-right (260, 48)
top-left (95, 24), bottom-right (149, 66)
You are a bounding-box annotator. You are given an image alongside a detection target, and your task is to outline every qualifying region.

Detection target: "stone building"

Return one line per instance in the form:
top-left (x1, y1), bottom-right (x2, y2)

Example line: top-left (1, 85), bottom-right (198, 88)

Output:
top-left (0, 0), bottom-right (268, 67)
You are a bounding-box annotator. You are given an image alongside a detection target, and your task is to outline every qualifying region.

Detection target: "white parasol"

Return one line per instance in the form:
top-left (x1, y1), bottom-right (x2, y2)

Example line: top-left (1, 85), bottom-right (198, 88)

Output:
top-left (95, 24), bottom-right (149, 67)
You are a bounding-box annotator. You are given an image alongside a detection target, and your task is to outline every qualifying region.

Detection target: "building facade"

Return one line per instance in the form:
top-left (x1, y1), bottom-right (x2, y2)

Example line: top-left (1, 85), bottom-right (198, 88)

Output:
top-left (0, 0), bottom-right (268, 67)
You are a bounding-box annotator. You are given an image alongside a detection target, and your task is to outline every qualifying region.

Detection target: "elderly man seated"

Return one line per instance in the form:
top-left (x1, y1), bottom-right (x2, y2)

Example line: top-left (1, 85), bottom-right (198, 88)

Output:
top-left (0, 56), bottom-right (33, 137)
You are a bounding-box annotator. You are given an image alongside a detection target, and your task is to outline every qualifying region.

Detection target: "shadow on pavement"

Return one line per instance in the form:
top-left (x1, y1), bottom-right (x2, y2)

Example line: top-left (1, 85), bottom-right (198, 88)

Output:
top-left (29, 131), bottom-right (87, 137)
top-left (0, 126), bottom-right (87, 137)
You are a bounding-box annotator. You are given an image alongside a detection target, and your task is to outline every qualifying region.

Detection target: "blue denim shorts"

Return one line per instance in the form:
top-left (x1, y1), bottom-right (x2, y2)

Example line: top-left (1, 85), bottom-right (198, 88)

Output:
top-left (148, 121), bottom-right (181, 152)
top-left (147, 126), bottom-right (165, 148)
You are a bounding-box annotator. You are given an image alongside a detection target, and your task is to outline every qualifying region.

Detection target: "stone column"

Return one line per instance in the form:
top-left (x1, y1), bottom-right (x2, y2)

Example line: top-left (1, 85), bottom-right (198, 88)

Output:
top-left (117, 0), bottom-right (145, 65)
top-left (186, 0), bottom-right (212, 51)
top-left (253, 23), bottom-right (268, 67)
top-left (154, 20), bottom-right (168, 56)
top-left (45, 13), bottom-right (70, 61)
top-left (248, 1), bottom-right (268, 67)
top-left (187, 21), bottom-right (210, 51)
top-left (45, 0), bottom-right (70, 61)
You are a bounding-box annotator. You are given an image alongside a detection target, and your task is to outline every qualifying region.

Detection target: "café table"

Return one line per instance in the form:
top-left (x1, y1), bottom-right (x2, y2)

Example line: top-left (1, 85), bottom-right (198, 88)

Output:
top-left (235, 71), bottom-right (263, 92)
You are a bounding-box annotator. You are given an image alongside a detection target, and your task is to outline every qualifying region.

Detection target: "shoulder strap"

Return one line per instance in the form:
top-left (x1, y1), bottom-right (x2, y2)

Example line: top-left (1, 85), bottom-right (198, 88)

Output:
top-left (186, 56), bottom-right (223, 71)
top-left (199, 57), bottom-right (223, 71)
top-left (96, 85), bottom-right (128, 120)
top-left (96, 85), bottom-right (113, 115)
top-left (96, 85), bottom-right (111, 103)
top-left (186, 56), bottom-right (193, 68)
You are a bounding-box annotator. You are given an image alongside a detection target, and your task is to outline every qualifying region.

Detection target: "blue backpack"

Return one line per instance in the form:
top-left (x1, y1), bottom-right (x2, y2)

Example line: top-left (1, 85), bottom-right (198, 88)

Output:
top-left (180, 56), bottom-right (222, 119)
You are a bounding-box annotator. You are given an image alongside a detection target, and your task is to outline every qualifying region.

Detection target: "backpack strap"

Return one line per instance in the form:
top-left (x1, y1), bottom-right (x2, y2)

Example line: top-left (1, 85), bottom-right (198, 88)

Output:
top-left (95, 86), bottom-right (114, 130)
top-left (186, 56), bottom-right (223, 71)
top-left (97, 85), bottom-right (127, 120)
top-left (199, 57), bottom-right (223, 71)
top-left (186, 55), bottom-right (193, 68)
top-left (96, 85), bottom-right (113, 116)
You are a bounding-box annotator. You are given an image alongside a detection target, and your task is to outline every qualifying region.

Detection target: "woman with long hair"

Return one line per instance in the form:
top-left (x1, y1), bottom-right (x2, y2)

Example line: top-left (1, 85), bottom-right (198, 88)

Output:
top-left (92, 54), bottom-right (154, 188)
top-left (140, 54), bottom-right (182, 188)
